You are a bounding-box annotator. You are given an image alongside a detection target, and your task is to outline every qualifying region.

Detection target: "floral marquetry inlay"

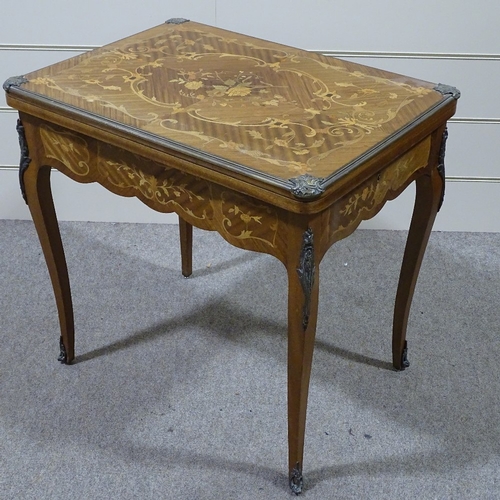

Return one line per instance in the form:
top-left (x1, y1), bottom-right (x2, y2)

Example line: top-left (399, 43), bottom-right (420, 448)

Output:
top-left (40, 126), bottom-right (90, 176)
top-left (330, 137), bottom-right (432, 243)
top-left (97, 153), bottom-right (213, 222)
top-left (22, 21), bottom-right (442, 183)
top-left (220, 191), bottom-right (278, 248)
top-left (36, 121), bottom-right (283, 258)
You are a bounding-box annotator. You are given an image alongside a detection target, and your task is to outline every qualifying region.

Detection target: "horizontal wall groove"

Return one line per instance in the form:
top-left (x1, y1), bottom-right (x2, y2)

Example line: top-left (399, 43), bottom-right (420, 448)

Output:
top-left (1, 107), bottom-right (499, 124)
top-left (449, 118), bottom-right (500, 125)
top-left (447, 176), bottom-right (500, 183)
top-left (0, 165), bottom-right (499, 184)
top-left (0, 43), bottom-right (96, 52)
top-left (318, 50), bottom-right (500, 61)
top-left (1, 45), bottom-right (499, 61)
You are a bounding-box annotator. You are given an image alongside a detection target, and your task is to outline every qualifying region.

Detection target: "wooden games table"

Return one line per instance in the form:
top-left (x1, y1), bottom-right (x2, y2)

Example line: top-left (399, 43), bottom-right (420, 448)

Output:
top-left (4, 19), bottom-right (459, 494)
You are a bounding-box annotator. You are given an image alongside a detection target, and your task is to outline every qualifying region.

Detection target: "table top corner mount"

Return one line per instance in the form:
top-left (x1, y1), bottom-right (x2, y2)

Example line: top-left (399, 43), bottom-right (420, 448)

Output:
top-left (4, 18), bottom-right (459, 494)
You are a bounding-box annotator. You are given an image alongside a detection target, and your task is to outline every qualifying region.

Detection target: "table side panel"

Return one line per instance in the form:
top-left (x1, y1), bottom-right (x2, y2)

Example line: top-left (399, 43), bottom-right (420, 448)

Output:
top-left (24, 116), bottom-right (288, 263)
top-left (321, 135), bottom-right (432, 254)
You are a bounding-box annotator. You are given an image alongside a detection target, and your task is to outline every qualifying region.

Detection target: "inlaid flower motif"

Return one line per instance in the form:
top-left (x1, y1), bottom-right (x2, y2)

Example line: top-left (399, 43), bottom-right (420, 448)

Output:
top-left (184, 81), bottom-right (204, 90)
top-left (240, 212), bottom-right (260, 224)
top-left (226, 84), bottom-right (252, 97)
top-left (107, 49), bottom-right (139, 61)
top-left (30, 77), bottom-right (53, 85)
top-left (28, 26), bottom-right (439, 179)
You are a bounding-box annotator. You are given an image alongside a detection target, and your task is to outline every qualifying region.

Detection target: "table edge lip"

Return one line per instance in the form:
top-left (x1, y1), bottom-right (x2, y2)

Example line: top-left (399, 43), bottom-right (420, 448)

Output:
top-left (5, 78), bottom-right (458, 201)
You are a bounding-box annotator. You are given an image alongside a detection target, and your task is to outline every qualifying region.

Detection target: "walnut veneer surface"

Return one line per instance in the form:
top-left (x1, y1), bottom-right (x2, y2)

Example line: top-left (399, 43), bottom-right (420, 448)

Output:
top-left (4, 19), bottom-right (459, 494)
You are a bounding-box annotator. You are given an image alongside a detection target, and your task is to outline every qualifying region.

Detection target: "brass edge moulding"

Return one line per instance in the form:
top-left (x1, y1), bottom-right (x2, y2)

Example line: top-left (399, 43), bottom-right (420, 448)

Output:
top-left (4, 82), bottom-right (458, 205)
top-left (320, 95), bottom-right (458, 192)
top-left (9, 87), bottom-right (451, 206)
top-left (7, 86), bottom-right (295, 191)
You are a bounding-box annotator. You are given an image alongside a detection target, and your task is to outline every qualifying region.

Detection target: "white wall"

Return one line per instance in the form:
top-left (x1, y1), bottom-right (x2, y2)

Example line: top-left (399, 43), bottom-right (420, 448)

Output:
top-left (1, 1), bottom-right (498, 231)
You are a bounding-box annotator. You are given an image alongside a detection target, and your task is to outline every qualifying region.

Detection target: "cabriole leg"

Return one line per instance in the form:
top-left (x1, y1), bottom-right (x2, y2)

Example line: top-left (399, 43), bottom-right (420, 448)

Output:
top-left (286, 226), bottom-right (320, 494)
top-left (23, 163), bottom-right (75, 364)
top-left (17, 117), bottom-right (74, 363)
top-left (392, 152), bottom-right (444, 370)
top-left (179, 215), bottom-right (193, 277)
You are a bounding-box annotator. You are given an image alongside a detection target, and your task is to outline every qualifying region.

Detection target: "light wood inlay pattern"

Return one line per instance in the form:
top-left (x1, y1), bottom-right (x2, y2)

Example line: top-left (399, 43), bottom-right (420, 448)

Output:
top-left (4, 20), bottom-right (459, 494)
top-left (20, 22), bottom-right (442, 184)
top-left (329, 137), bottom-right (431, 245)
top-left (38, 121), bottom-right (284, 260)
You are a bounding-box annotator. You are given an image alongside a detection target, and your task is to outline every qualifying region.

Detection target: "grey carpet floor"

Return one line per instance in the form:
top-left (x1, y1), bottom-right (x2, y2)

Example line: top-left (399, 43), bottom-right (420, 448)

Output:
top-left (1, 219), bottom-right (500, 499)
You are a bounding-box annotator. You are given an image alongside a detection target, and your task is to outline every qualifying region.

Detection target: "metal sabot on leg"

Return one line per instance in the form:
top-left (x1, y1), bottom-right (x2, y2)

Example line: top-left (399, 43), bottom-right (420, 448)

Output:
top-left (58, 337), bottom-right (68, 364)
top-left (401, 341), bottom-right (410, 370)
top-left (290, 463), bottom-right (303, 495)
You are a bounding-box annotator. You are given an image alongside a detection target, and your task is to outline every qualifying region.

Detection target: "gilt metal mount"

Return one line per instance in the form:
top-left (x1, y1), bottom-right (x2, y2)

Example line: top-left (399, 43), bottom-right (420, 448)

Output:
top-left (433, 83), bottom-right (461, 100)
top-left (290, 462), bottom-right (304, 495)
top-left (58, 337), bottom-right (68, 364)
top-left (401, 341), bottom-right (410, 370)
top-left (165, 18), bottom-right (190, 24)
top-left (16, 119), bottom-right (31, 204)
top-left (3, 75), bottom-right (28, 92)
top-left (297, 228), bottom-right (315, 331)
top-left (289, 174), bottom-right (325, 199)
top-left (437, 127), bottom-right (448, 211)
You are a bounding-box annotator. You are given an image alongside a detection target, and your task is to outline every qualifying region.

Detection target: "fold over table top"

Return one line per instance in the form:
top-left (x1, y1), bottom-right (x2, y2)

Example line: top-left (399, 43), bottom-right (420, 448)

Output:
top-left (4, 19), bottom-right (459, 201)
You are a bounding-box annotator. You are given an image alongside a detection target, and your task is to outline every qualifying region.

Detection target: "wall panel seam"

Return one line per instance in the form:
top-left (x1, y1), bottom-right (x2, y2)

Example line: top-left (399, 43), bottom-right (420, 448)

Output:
top-left (1, 108), bottom-right (499, 123)
top-left (318, 50), bottom-right (500, 61)
top-left (0, 44), bottom-right (96, 52)
top-left (0, 165), bottom-right (498, 183)
top-left (446, 177), bottom-right (500, 183)
top-left (1, 43), bottom-right (500, 61)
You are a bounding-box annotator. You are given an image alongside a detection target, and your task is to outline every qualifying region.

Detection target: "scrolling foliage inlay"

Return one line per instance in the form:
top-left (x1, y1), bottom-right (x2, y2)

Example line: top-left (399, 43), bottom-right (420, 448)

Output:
top-left (220, 191), bottom-right (278, 248)
top-left (37, 123), bottom-right (282, 258)
top-left (40, 126), bottom-right (91, 175)
top-left (25, 22), bottom-right (440, 181)
top-left (330, 137), bottom-right (431, 244)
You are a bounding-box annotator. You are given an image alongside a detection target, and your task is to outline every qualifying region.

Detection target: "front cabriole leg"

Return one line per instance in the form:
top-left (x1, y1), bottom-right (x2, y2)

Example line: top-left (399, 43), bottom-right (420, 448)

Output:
top-left (392, 127), bottom-right (447, 370)
top-left (286, 221), bottom-right (320, 494)
top-left (18, 116), bottom-right (75, 364)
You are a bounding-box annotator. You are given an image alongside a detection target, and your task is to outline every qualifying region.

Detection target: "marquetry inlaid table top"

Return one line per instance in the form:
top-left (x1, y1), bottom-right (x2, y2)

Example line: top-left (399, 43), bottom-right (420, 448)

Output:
top-left (4, 18), bottom-right (459, 495)
top-left (5, 19), bottom-right (457, 209)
